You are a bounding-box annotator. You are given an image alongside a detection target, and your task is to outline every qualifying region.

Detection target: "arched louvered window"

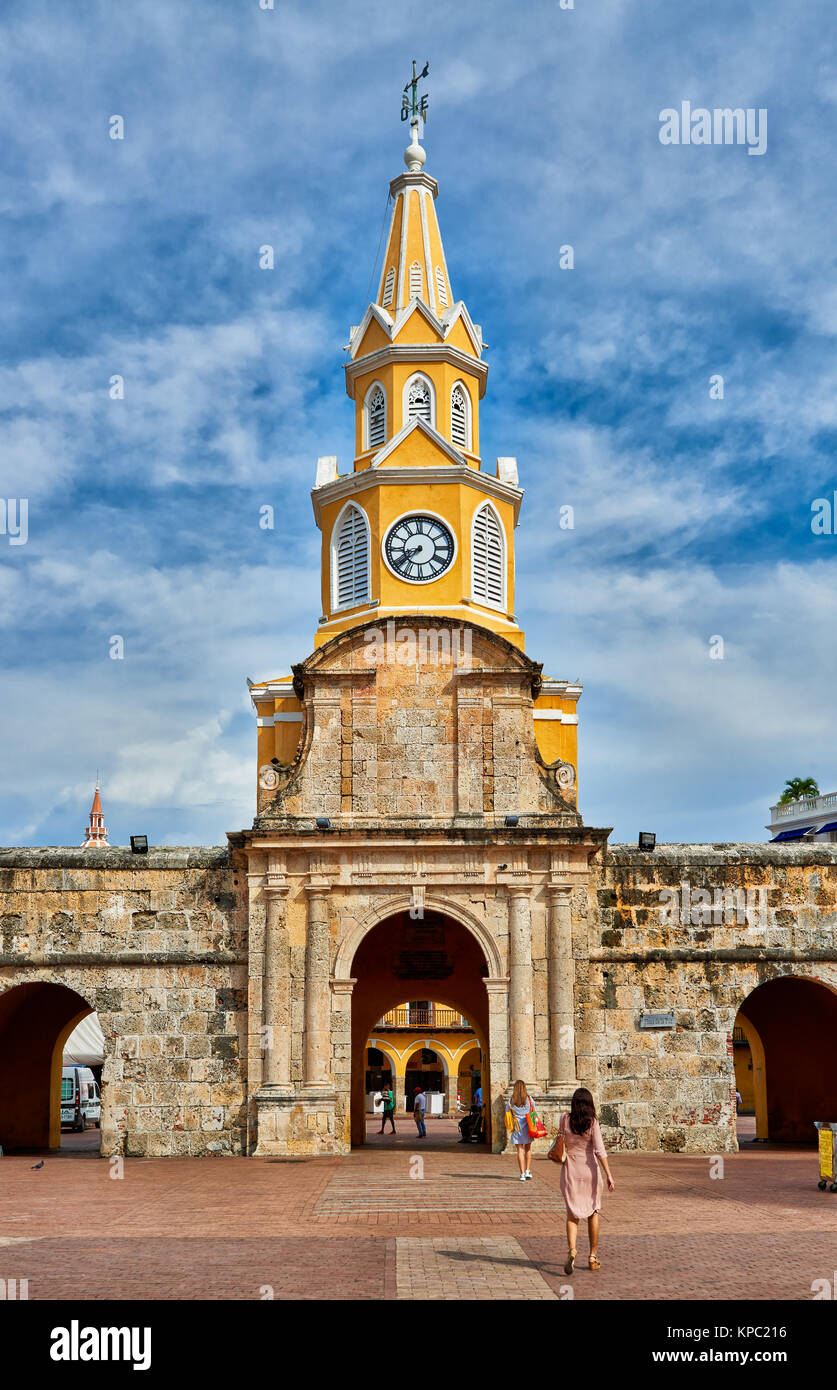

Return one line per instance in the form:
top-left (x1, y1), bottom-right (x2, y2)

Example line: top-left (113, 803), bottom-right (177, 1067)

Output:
top-left (405, 374), bottom-right (434, 426)
top-left (471, 502), bottom-right (505, 610)
top-left (435, 266), bottom-right (449, 307)
top-left (450, 383), bottom-right (470, 451)
top-left (409, 261), bottom-right (423, 298)
top-left (332, 504), bottom-right (370, 610)
top-left (365, 383), bottom-right (386, 449)
top-left (382, 268), bottom-right (395, 307)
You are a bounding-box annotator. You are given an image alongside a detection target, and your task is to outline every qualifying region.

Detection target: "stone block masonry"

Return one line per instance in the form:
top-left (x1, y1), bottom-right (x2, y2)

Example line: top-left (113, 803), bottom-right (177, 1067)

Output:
top-left (582, 843), bottom-right (837, 1153)
top-left (2, 839), bottom-right (836, 1156)
top-left (0, 847), bottom-right (249, 1157)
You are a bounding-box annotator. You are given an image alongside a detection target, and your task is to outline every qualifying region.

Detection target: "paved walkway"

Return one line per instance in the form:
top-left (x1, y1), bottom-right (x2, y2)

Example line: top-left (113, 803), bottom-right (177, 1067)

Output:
top-left (0, 1132), bottom-right (833, 1300)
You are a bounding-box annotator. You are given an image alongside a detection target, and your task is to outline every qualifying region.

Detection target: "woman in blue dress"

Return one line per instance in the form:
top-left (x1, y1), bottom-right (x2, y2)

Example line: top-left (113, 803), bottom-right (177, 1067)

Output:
top-left (506, 1078), bottom-right (536, 1181)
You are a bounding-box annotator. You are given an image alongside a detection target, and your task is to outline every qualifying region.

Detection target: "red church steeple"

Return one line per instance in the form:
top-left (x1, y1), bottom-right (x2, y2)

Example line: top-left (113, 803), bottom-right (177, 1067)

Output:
top-left (82, 782), bottom-right (109, 848)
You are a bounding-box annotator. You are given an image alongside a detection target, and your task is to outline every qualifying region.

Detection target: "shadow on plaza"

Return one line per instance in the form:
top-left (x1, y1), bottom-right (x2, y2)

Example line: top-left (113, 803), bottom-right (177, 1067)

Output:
top-left (434, 1248), bottom-right (569, 1276)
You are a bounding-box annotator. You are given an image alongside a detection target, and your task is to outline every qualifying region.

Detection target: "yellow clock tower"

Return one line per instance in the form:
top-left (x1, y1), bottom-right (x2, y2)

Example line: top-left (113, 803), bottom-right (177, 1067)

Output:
top-left (250, 78), bottom-right (581, 801)
top-left (313, 112), bottom-right (523, 650)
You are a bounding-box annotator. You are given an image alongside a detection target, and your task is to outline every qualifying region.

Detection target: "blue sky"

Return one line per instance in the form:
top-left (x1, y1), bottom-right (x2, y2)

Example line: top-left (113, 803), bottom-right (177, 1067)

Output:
top-left (1, 0), bottom-right (836, 847)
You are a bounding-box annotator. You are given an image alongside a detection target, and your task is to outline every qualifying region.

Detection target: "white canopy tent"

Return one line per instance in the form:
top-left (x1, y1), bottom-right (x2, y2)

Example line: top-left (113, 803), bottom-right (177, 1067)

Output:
top-left (62, 1012), bottom-right (105, 1067)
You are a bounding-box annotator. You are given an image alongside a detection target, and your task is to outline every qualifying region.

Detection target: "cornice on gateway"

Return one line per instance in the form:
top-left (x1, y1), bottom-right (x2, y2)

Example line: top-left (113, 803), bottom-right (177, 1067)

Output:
top-left (310, 463), bottom-right (524, 527)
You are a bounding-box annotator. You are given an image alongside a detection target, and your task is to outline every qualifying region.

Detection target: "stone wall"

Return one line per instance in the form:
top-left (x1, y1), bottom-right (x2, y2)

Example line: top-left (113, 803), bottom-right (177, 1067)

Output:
top-left (2, 840), bottom-right (836, 1157)
top-left (579, 843), bottom-right (837, 1152)
top-left (0, 848), bottom-right (248, 1156)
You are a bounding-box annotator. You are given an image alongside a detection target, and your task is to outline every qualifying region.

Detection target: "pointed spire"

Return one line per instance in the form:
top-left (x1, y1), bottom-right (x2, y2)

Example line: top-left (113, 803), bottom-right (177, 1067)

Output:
top-left (82, 780), bottom-right (109, 848)
top-left (368, 60), bottom-right (455, 319)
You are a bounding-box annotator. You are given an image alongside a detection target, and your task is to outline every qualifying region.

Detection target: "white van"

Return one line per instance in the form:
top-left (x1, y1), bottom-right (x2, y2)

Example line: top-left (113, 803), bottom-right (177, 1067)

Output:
top-left (60, 1066), bottom-right (101, 1132)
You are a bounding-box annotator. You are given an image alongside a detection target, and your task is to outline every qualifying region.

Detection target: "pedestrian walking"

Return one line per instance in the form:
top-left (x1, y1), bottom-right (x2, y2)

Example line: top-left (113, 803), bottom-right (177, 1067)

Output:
top-left (505, 1079), bottom-right (541, 1181)
top-left (378, 1083), bottom-right (396, 1135)
top-left (556, 1087), bottom-right (614, 1274)
top-left (413, 1087), bottom-right (427, 1138)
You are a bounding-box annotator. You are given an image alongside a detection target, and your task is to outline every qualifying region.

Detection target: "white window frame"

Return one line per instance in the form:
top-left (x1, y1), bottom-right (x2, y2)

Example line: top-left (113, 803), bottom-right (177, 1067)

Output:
top-left (382, 267), bottom-right (395, 307)
top-left (364, 381), bottom-right (387, 451)
top-left (470, 500), bottom-right (506, 611)
top-left (450, 381), bottom-right (472, 452)
top-left (435, 265), bottom-right (449, 307)
top-left (409, 260), bottom-right (423, 298)
top-left (331, 501), bottom-right (372, 612)
top-left (403, 372), bottom-right (436, 429)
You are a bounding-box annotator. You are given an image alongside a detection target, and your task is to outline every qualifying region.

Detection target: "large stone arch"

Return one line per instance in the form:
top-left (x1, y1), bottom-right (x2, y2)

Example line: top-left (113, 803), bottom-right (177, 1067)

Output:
top-left (334, 893), bottom-right (504, 982)
top-left (734, 971), bottom-right (837, 1143)
top-left (343, 899), bottom-right (505, 1149)
top-left (0, 978), bottom-right (98, 1151)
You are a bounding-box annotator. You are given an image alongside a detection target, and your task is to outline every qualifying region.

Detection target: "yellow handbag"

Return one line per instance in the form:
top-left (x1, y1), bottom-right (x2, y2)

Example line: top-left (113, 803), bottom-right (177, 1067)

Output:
top-left (504, 1106), bottom-right (513, 1132)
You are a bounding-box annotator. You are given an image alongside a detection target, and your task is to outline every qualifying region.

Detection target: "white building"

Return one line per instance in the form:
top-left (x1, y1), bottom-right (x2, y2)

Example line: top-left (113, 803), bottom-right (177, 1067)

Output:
top-left (767, 791), bottom-right (837, 843)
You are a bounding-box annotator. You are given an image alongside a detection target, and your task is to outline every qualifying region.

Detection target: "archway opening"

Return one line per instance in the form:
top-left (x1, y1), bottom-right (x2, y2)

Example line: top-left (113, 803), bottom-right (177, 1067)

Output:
top-left (457, 1044), bottom-right (482, 1109)
top-left (735, 976), bottom-right (837, 1145)
top-left (0, 982), bottom-right (101, 1153)
top-left (349, 908), bottom-right (492, 1149)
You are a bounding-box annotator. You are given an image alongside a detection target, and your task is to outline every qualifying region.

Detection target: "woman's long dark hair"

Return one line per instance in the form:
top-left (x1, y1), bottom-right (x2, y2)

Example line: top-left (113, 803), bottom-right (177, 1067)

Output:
top-left (569, 1087), bottom-right (596, 1136)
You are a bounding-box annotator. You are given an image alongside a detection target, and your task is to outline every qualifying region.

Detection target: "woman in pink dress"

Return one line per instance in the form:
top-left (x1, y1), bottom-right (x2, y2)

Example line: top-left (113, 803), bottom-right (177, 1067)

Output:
top-left (558, 1087), bottom-right (615, 1274)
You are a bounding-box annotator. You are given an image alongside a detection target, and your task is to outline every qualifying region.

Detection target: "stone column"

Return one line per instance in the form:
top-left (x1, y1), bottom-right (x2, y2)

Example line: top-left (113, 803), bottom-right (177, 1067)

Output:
top-left (547, 884), bottom-right (578, 1093)
top-left (485, 977), bottom-right (511, 1152)
top-left (262, 886), bottom-right (291, 1091)
top-left (507, 886), bottom-right (536, 1086)
top-left (302, 885), bottom-right (332, 1089)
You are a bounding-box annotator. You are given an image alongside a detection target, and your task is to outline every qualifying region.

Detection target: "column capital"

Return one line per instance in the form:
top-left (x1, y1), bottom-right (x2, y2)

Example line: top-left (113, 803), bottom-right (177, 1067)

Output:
top-left (483, 976), bottom-right (511, 994)
top-left (304, 880), bottom-right (330, 895)
top-left (503, 881), bottom-right (533, 898)
top-left (331, 978), bottom-right (356, 996)
top-left (264, 881), bottom-right (291, 900)
top-left (546, 881), bottom-right (573, 897)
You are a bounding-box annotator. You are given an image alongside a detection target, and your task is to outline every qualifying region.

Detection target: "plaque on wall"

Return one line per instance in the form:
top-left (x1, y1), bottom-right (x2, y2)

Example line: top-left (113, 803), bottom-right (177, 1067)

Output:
top-left (639, 1012), bottom-right (676, 1029)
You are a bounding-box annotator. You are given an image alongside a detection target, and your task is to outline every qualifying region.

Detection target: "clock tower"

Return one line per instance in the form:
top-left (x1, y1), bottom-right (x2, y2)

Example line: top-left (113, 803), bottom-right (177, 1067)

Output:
top-left (240, 72), bottom-right (605, 1159)
top-left (312, 99), bottom-right (524, 650)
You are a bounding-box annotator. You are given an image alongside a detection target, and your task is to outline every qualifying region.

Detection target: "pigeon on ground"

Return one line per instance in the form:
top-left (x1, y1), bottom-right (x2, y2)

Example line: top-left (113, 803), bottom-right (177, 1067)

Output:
top-left (30, 1160), bottom-right (44, 1169)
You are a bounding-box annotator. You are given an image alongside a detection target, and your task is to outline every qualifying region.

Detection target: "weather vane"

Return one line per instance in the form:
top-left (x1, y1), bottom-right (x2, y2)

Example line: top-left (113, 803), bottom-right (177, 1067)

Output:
top-left (401, 60), bottom-right (429, 127)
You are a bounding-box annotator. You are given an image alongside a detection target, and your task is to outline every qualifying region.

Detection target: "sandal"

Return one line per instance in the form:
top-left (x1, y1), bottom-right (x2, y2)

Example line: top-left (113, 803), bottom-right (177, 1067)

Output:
top-left (589, 1253), bottom-right (600, 1271)
top-left (563, 1250), bottom-right (576, 1275)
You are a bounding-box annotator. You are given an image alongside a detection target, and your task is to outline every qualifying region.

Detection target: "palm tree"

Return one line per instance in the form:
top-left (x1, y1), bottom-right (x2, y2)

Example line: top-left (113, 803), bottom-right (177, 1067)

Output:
top-left (778, 777), bottom-right (820, 805)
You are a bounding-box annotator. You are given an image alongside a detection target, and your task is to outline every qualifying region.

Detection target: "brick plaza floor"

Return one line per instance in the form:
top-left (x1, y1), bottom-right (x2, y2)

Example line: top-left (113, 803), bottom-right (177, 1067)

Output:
top-left (2, 1119), bottom-right (835, 1301)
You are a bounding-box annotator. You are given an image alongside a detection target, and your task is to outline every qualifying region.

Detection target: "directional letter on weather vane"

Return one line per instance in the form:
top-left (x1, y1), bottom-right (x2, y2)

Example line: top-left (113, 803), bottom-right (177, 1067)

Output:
top-left (401, 60), bottom-right (430, 124)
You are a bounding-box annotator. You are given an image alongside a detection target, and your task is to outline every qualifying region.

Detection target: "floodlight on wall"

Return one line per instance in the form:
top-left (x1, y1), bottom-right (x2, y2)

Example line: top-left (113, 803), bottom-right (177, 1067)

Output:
top-left (130, 835), bottom-right (149, 854)
top-left (316, 817), bottom-right (331, 830)
top-left (504, 816), bottom-right (519, 827)
top-left (638, 831), bottom-right (656, 852)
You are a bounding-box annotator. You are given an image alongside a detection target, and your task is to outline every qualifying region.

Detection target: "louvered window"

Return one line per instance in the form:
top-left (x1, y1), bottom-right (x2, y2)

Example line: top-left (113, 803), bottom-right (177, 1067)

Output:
top-left (451, 385), bottom-right (469, 450)
top-left (332, 505), bottom-right (370, 609)
top-left (409, 261), bottom-right (422, 298)
top-left (406, 376), bottom-right (432, 424)
top-left (382, 268), bottom-right (395, 307)
top-left (366, 385), bottom-right (386, 448)
top-left (472, 503), bottom-right (505, 609)
top-left (435, 266), bottom-right (448, 306)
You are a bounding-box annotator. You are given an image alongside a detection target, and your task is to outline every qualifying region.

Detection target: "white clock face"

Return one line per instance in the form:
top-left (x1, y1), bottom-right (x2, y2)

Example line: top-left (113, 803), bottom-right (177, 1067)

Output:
top-left (383, 513), bottom-right (456, 582)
